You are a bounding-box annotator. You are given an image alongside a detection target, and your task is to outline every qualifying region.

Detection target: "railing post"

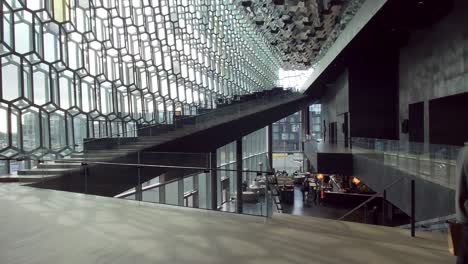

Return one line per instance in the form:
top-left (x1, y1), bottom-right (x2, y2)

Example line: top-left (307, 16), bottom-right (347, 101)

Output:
top-left (85, 164), bottom-right (88, 194)
top-left (382, 189), bottom-right (387, 226)
top-left (136, 152), bottom-right (142, 202)
top-left (265, 172), bottom-right (270, 218)
top-left (193, 174), bottom-right (199, 208)
top-left (411, 179), bottom-right (416, 237)
top-left (364, 204), bottom-right (367, 224)
top-left (236, 139), bottom-right (243, 214)
top-left (210, 152), bottom-right (217, 210)
top-left (178, 178), bottom-right (184, 206)
top-left (267, 124), bottom-right (273, 171)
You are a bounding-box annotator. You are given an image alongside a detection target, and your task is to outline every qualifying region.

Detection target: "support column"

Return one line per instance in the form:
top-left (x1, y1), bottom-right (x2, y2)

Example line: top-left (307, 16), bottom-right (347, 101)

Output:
top-left (136, 152), bottom-right (142, 201)
top-left (301, 107), bottom-right (310, 138)
top-left (178, 178), bottom-right (184, 206)
top-left (236, 139), bottom-right (243, 214)
top-left (382, 190), bottom-right (387, 225)
top-left (267, 124), bottom-right (273, 171)
top-left (193, 174), bottom-right (199, 208)
top-left (301, 107), bottom-right (311, 172)
top-left (411, 180), bottom-right (416, 237)
top-left (159, 173), bottom-right (166, 204)
top-left (210, 152), bottom-right (217, 210)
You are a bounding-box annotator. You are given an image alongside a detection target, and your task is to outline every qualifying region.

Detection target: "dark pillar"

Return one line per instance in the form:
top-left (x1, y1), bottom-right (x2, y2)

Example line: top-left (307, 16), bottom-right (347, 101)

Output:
top-left (136, 153), bottom-right (142, 201)
top-left (382, 190), bottom-right (387, 225)
top-left (387, 202), bottom-right (394, 224)
top-left (302, 107), bottom-right (310, 137)
top-left (177, 178), bottom-right (184, 206)
top-left (193, 174), bottom-right (199, 208)
top-left (210, 152), bottom-right (217, 210)
top-left (301, 107), bottom-right (310, 172)
top-left (236, 139), bottom-right (243, 214)
top-left (411, 180), bottom-right (416, 237)
top-left (268, 124), bottom-right (273, 171)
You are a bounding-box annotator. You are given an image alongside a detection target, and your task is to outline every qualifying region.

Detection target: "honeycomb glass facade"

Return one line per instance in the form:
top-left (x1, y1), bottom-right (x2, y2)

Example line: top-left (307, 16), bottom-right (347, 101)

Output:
top-left (0, 0), bottom-right (280, 159)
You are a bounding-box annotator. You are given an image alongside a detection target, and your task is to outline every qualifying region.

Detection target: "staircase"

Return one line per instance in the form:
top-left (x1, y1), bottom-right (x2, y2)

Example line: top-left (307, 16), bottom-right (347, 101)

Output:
top-left (267, 174), bottom-right (283, 213)
top-left (15, 88), bottom-right (308, 196)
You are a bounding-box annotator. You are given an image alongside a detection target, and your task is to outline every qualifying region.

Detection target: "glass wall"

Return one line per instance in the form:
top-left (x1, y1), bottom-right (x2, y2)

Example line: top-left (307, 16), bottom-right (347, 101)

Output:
top-left (217, 126), bottom-right (268, 213)
top-left (271, 104), bottom-right (322, 153)
top-left (0, 0), bottom-right (280, 160)
top-left (97, 125), bottom-right (269, 215)
top-left (309, 104), bottom-right (322, 140)
top-left (272, 112), bottom-right (302, 152)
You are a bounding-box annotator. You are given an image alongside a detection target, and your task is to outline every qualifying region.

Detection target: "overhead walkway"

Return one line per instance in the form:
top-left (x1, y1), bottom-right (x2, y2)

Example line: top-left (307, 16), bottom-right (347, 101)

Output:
top-left (0, 184), bottom-right (454, 264)
top-left (14, 88), bottom-right (309, 197)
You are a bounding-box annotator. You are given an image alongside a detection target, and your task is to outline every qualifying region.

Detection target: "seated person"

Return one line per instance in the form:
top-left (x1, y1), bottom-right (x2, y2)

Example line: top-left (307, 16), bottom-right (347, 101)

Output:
top-left (241, 181), bottom-right (248, 192)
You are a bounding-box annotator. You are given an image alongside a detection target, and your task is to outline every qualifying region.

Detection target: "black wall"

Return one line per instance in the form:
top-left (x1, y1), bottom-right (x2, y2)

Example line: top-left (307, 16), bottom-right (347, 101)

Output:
top-left (306, 0), bottom-right (455, 141)
top-left (408, 102), bottom-right (424, 142)
top-left (429, 92), bottom-right (468, 146)
top-left (347, 22), bottom-right (400, 140)
top-left (317, 153), bottom-right (353, 175)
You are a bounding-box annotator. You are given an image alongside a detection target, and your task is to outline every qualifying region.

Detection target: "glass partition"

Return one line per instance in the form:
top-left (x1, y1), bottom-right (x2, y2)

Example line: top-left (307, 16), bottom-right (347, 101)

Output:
top-left (351, 137), bottom-right (462, 190)
top-left (216, 127), bottom-right (271, 216)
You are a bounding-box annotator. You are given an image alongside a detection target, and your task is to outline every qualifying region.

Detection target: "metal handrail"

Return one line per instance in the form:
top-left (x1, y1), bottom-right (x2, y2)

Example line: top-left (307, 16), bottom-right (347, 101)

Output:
top-left (115, 170), bottom-right (201, 199)
top-left (102, 154), bottom-right (273, 200)
top-left (338, 177), bottom-right (403, 221)
top-left (115, 182), bottom-right (162, 198)
top-left (66, 159), bottom-right (274, 174)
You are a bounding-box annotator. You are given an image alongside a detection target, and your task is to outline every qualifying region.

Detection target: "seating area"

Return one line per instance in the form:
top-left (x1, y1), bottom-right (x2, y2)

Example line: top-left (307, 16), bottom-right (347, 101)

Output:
top-left (276, 173), bottom-right (295, 204)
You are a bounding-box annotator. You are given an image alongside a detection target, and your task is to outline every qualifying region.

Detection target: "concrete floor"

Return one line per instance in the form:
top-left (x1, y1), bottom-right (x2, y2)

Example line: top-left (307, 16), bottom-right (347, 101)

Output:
top-left (0, 184), bottom-right (455, 264)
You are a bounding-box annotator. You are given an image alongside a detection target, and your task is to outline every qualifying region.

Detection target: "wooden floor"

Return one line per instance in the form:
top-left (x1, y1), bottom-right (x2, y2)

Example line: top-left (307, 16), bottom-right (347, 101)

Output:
top-left (0, 184), bottom-right (454, 264)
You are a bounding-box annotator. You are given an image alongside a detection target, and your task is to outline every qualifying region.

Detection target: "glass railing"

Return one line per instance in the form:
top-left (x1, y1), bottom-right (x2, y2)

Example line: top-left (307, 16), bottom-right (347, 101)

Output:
top-left (338, 177), bottom-right (407, 226)
top-left (2, 151), bottom-right (274, 218)
top-left (301, 137), bottom-right (462, 231)
top-left (303, 137), bottom-right (462, 189)
top-left (334, 138), bottom-right (463, 233)
top-left (216, 153), bottom-right (273, 217)
top-left (351, 137), bottom-right (462, 190)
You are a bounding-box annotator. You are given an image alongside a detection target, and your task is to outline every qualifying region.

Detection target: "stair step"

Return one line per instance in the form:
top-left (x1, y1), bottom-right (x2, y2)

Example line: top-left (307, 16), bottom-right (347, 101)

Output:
top-left (72, 152), bottom-right (126, 157)
top-left (137, 136), bottom-right (178, 141)
top-left (37, 163), bottom-right (82, 169)
top-left (17, 168), bottom-right (74, 176)
top-left (55, 157), bottom-right (111, 163)
top-left (0, 174), bottom-right (61, 183)
top-left (84, 150), bottom-right (132, 154)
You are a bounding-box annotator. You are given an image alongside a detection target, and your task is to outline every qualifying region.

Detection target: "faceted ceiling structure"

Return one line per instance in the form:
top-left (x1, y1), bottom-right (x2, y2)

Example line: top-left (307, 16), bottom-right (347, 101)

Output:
top-left (240, 0), bottom-right (365, 69)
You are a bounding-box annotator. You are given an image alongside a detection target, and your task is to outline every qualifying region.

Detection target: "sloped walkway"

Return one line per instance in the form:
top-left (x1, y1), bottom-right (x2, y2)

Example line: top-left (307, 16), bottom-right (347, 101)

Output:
top-left (0, 184), bottom-right (454, 264)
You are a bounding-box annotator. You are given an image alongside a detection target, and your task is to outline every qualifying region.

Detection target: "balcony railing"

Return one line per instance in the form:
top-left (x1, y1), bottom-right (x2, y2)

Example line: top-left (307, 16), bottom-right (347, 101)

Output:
top-left (351, 137), bottom-right (462, 190)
